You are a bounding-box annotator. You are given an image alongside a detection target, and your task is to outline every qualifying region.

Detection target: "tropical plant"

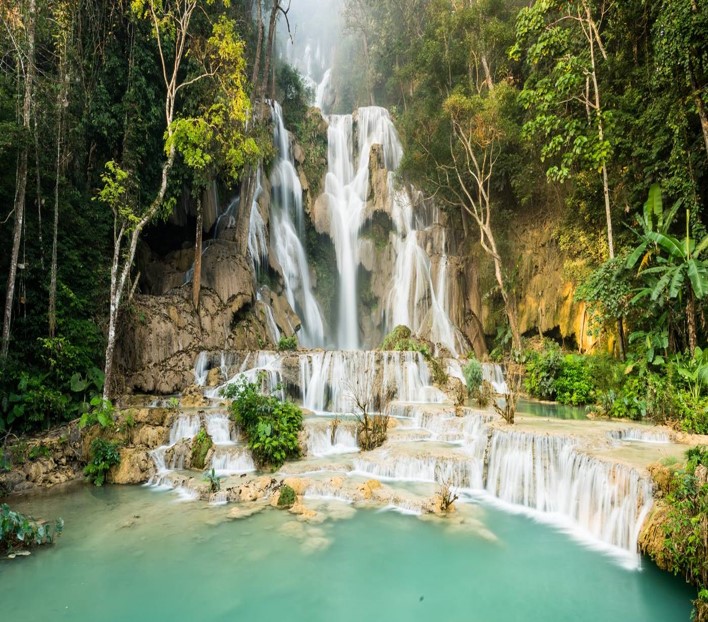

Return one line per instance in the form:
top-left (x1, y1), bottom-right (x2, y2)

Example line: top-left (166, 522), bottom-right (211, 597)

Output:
top-left (83, 438), bottom-right (121, 486)
top-left (627, 185), bottom-right (708, 354)
top-left (1, 504), bottom-right (64, 555)
top-left (203, 468), bottom-right (222, 493)
top-left (222, 377), bottom-right (302, 469)
top-left (79, 397), bottom-right (115, 429)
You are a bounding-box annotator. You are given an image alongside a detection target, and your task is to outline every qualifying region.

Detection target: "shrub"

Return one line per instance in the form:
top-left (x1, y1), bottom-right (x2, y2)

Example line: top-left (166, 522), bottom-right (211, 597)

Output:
top-left (1, 504), bottom-right (63, 555)
top-left (524, 344), bottom-right (563, 400)
top-left (203, 468), bottom-right (222, 493)
top-left (277, 335), bottom-right (298, 351)
top-left (277, 484), bottom-right (296, 508)
top-left (84, 438), bottom-right (121, 486)
top-left (658, 447), bottom-right (708, 620)
top-left (554, 355), bottom-right (594, 405)
top-left (222, 378), bottom-right (302, 469)
top-left (79, 397), bottom-right (115, 429)
top-left (463, 358), bottom-right (484, 395)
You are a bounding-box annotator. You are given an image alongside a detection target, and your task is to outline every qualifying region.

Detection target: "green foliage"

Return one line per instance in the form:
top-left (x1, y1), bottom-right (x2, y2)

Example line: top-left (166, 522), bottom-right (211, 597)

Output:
top-left (575, 258), bottom-right (633, 336)
top-left (79, 397), bottom-right (115, 429)
top-left (191, 427), bottom-right (213, 471)
top-left (293, 108), bottom-right (328, 198)
top-left (0, 504), bottom-right (64, 555)
top-left (463, 358), bottom-right (484, 395)
top-left (276, 65), bottom-right (311, 130)
top-left (83, 439), bottom-right (121, 487)
top-left (166, 397), bottom-right (180, 411)
top-left (277, 484), bottom-right (296, 508)
top-left (380, 325), bottom-right (448, 385)
top-left (277, 335), bottom-right (298, 352)
top-left (28, 444), bottom-right (51, 461)
top-left (524, 343), bottom-right (563, 401)
top-left (203, 468), bottom-right (222, 493)
top-left (658, 447), bottom-right (708, 617)
top-left (553, 355), bottom-right (595, 406)
top-left (222, 378), bottom-right (302, 469)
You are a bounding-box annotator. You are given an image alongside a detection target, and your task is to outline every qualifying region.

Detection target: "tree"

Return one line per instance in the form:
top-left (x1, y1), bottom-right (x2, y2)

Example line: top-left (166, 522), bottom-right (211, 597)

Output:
top-left (512, 0), bottom-right (622, 353)
top-left (99, 1), bottom-right (257, 400)
top-left (1, 0), bottom-right (36, 362)
top-left (443, 86), bottom-right (521, 351)
top-left (627, 185), bottom-right (708, 355)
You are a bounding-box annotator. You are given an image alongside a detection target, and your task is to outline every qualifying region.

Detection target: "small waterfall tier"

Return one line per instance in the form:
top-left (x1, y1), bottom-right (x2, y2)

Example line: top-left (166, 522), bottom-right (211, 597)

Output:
top-left (607, 428), bottom-right (671, 444)
top-left (303, 418), bottom-right (359, 457)
top-left (148, 412), bottom-right (256, 487)
top-left (484, 430), bottom-right (654, 555)
top-left (299, 350), bottom-right (446, 412)
top-left (197, 349), bottom-right (448, 413)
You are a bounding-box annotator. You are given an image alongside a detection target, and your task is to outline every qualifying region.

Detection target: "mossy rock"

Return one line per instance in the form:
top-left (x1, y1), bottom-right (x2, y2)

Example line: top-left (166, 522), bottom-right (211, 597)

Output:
top-left (190, 427), bottom-right (213, 471)
top-left (277, 484), bottom-right (296, 508)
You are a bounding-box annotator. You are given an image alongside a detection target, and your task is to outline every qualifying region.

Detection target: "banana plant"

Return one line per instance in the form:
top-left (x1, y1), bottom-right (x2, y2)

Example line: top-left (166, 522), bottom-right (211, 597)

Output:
top-left (628, 185), bottom-right (708, 354)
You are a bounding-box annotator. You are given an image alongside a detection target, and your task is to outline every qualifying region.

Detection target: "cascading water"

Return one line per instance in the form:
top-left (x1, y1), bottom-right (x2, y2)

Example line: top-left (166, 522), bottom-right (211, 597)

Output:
top-left (269, 101), bottom-right (325, 347)
top-left (484, 430), bottom-right (654, 555)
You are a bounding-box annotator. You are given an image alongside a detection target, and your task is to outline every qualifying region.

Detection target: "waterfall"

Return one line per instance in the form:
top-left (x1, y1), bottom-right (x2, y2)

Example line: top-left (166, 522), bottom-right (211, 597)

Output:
top-left (169, 415), bottom-right (201, 445)
top-left (207, 351), bottom-right (283, 399)
top-left (269, 101), bottom-right (324, 347)
top-left (484, 430), bottom-right (654, 554)
top-left (205, 414), bottom-right (233, 445)
top-left (210, 446), bottom-right (256, 476)
top-left (247, 168), bottom-right (267, 271)
top-left (482, 363), bottom-right (508, 394)
top-left (304, 419), bottom-right (359, 457)
top-left (608, 428), bottom-right (670, 444)
top-left (194, 351), bottom-right (209, 386)
top-left (299, 350), bottom-right (445, 413)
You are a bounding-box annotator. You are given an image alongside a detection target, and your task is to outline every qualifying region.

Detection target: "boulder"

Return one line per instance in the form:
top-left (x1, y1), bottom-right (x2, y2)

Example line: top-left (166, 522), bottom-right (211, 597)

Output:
top-left (109, 448), bottom-right (155, 485)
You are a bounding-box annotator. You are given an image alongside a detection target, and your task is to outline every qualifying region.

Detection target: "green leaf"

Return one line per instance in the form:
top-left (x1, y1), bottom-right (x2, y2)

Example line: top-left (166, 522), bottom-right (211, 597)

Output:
top-left (687, 260), bottom-right (708, 299)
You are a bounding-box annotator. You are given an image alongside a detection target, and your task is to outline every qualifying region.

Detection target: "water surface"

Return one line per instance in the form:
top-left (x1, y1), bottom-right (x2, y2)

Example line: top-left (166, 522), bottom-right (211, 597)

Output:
top-left (0, 486), bottom-right (693, 622)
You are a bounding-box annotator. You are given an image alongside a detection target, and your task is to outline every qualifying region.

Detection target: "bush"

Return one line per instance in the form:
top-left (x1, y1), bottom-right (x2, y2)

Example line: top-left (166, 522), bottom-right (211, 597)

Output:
top-left (658, 447), bottom-right (708, 620)
top-left (1, 504), bottom-right (63, 555)
top-left (84, 438), bottom-right (121, 486)
top-left (277, 484), bottom-right (296, 508)
top-left (203, 468), bottom-right (222, 493)
top-left (524, 344), bottom-right (563, 400)
top-left (277, 335), bottom-right (298, 351)
top-left (191, 427), bottom-right (213, 470)
top-left (554, 355), bottom-right (594, 405)
top-left (79, 397), bottom-right (115, 429)
top-left (463, 358), bottom-right (484, 395)
top-left (222, 378), bottom-right (302, 469)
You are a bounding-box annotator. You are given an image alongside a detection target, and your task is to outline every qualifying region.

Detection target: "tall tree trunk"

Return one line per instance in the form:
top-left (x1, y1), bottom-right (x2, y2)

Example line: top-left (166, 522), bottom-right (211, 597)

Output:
top-left (33, 116), bottom-right (44, 270)
top-left (687, 276), bottom-right (698, 356)
top-left (2, 0), bottom-right (36, 362)
top-left (486, 226), bottom-right (521, 352)
top-left (587, 15), bottom-right (624, 358)
top-left (260, 1), bottom-right (278, 99)
top-left (192, 196), bottom-right (202, 310)
top-left (49, 24), bottom-right (70, 338)
top-left (251, 1), bottom-right (263, 90)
